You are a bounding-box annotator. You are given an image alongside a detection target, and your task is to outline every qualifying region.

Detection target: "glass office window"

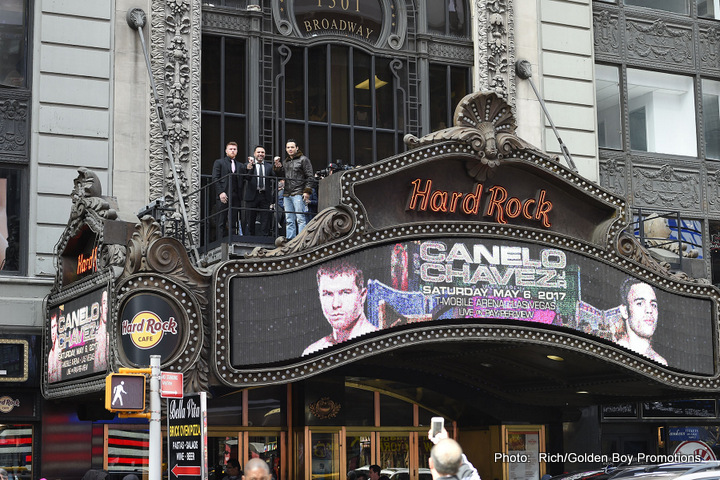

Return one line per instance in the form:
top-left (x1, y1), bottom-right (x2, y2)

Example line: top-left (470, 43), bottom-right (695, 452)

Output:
top-left (698, 0), bottom-right (720, 18)
top-left (429, 64), bottom-right (470, 132)
top-left (0, 0), bottom-right (27, 88)
top-left (624, 0), bottom-right (688, 14)
top-left (427, 0), bottom-right (469, 36)
top-left (627, 68), bottom-right (696, 156)
top-left (596, 65), bottom-right (623, 150)
top-left (703, 79), bottom-right (720, 160)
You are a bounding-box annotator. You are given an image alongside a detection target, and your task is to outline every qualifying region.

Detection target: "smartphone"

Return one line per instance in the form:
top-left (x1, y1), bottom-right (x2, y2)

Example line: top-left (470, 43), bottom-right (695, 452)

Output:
top-left (431, 417), bottom-right (444, 437)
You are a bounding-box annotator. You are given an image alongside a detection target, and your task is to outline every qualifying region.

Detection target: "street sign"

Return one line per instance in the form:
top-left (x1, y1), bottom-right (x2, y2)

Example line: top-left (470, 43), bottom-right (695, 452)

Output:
top-left (105, 373), bottom-right (146, 412)
top-left (168, 392), bottom-right (207, 480)
top-left (161, 372), bottom-right (184, 399)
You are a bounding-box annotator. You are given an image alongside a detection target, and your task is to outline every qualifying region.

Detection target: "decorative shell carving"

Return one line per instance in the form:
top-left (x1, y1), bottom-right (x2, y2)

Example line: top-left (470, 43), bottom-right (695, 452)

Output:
top-left (404, 91), bottom-right (543, 181)
top-left (615, 230), bottom-right (708, 284)
top-left (247, 206), bottom-right (354, 258)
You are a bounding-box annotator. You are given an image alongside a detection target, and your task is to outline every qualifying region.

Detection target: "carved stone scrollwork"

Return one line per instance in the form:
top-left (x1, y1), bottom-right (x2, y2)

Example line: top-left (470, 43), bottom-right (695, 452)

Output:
top-left (632, 164), bottom-right (700, 210)
top-left (699, 26), bottom-right (720, 71)
top-left (481, 0), bottom-right (513, 101)
top-left (626, 19), bottom-right (693, 66)
top-left (0, 97), bottom-right (28, 154)
top-left (404, 91), bottom-right (541, 180)
top-left (599, 158), bottom-right (626, 197)
top-left (594, 10), bottom-right (620, 55)
top-left (708, 170), bottom-right (720, 213)
top-left (149, 0), bottom-right (201, 244)
top-left (616, 230), bottom-right (707, 284)
top-left (247, 206), bottom-right (354, 258)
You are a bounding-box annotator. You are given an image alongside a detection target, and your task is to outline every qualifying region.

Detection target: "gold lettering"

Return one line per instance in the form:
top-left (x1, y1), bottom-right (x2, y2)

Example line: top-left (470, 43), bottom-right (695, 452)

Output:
top-left (304, 20), bottom-right (313, 32)
top-left (365, 28), bottom-right (373, 39)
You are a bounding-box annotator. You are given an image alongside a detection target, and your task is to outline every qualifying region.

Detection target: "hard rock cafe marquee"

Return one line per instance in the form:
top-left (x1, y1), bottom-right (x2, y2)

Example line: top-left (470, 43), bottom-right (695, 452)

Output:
top-left (42, 92), bottom-right (719, 414)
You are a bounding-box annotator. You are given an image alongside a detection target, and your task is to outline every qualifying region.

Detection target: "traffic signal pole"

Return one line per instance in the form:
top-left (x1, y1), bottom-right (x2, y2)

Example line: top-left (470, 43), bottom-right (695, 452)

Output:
top-left (149, 355), bottom-right (161, 480)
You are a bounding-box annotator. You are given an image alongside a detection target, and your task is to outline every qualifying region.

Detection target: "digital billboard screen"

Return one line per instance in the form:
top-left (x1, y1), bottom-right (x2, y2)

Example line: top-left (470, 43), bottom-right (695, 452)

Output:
top-left (48, 287), bottom-right (109, 383)
top-left (230, 239), bottom-right (714, 374)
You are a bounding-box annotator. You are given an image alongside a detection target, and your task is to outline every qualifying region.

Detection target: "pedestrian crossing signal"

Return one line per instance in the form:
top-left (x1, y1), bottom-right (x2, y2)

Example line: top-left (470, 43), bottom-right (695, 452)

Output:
top-left (105, 373), bottom-right (146, 412)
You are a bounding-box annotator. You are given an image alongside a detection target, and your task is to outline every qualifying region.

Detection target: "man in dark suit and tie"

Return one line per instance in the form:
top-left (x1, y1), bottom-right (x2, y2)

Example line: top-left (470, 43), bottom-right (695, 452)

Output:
top-left (212, 141), bottom-right (243, 239)
top-left (242, 145), bottom-right (276, 236)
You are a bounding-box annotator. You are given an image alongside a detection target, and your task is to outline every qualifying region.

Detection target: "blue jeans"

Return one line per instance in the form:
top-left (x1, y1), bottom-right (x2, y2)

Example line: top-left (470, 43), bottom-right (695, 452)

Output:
top-left (285, 194), bottom-right (307, 239)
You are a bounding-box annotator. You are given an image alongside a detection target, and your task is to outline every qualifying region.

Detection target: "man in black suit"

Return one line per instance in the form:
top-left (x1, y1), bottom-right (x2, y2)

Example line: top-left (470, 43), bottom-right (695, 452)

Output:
top-left (242, 145), bottom-right (276, 236)
top-left (212, 141), bottom-right (243, 239)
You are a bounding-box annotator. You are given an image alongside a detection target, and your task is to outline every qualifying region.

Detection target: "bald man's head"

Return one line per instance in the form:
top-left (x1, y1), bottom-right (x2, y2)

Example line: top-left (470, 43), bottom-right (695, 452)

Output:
top-left (429, 438), bottom-right (463, 477)
top-left (243, 458), bottom-right (270, 480)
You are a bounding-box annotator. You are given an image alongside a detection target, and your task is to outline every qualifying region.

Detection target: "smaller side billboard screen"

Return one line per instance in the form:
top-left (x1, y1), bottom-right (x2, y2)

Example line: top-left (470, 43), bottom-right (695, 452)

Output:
top-left (48, 287), bottom-right (109, 383)
top-left (230, 239), bottom-right (714, 374)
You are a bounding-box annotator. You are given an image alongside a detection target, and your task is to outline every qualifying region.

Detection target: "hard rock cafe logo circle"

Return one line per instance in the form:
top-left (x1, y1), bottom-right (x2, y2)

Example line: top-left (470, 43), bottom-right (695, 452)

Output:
top-left (0, 396), bottom-right (20, 414)
top-left (122, 311), bottom-right (179, 350)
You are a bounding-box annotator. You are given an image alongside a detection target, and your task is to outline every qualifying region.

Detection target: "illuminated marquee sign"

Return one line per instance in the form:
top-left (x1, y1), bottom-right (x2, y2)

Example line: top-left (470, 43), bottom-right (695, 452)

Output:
top-left (119, 293), bottom-right (183, 366)
top-left (292, 0), bottom-right (383, 43)
top-left (60, 225), bottom-right (99, 286)
top-left (407, 179), bottom-right (553, 227)
top-left (230, 238), bottom-right (714, 374)
top-left (47, 287), bottom-right (109, 383)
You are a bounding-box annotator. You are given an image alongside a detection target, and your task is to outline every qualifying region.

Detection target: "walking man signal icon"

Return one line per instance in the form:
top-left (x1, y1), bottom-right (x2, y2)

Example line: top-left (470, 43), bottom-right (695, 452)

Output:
top-left (112, 380), bottom-right (127, 406)
top-left (105, 373), bottom-right (146, 412)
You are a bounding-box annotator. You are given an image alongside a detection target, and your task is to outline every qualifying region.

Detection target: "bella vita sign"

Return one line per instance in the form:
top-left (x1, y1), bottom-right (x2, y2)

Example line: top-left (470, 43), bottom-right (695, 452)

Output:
top-left (406, 179), bottom-right (554, 228)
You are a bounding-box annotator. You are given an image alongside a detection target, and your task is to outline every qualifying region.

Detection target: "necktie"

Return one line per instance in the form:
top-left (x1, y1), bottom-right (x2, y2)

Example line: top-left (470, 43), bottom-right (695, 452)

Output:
top-left (257, 163), bottom-right (264, 190)
top-left (231, 159), bottom-right (235, 173)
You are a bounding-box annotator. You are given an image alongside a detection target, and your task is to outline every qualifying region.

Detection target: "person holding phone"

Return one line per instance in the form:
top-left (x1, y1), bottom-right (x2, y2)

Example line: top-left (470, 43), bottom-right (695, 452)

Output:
top-left (428, 423), bottom-right (481, 480)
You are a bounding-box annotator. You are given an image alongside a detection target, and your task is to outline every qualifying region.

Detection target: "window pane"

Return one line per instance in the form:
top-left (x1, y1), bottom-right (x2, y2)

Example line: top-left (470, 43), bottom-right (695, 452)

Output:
top-left (344, 386), bottom-right (374, 426)
top-left (309, 124), bottom-right (328, 169)
top-left (427, 0), bottom-right (447, 35)
top-left (703, 79), bottom-right (720, 160)
top-left (202, 36), bottom-right (221, 111)
top-left (355, 129), bottom-right (373, 165)
top-left (698, 0), bottom-right (720, 18)
top-left (448, 0), bottom-right (468, 36)
top-left (624, 0), bottom-right (688, 14)
top-left (309, 46), bottom-right (327, 122)
top-left (225, 116), bottom-right (247, 159)
top-left (0, 168), bottom-right (22, 273)
top-left (354, 50), bottom-right (372, 127)
top-left (379, 394), bottom-right (412, 426)
top-left (248, 385), bottom-right (285, 427)
top-left (332, 126), bottom-right (351, 165)
top-left (596, 65), bottom-right (623, 150)
top-left (377, 131), bottom-right (395, 160)
top-left (450, 66), bottom-right (469, 115)
top-left (209, 435), bottom-right (239, 479)
top-left (286, 47), bottom-right (305, 120)
top-left (202, 114), bottom-right (221, 175)
top-left (376, 58), bottom-right (395, 130)
top-left (225, 37), bottom-right (245, 114)
top-left (330, 46), bottom-right (349, 125)
top-left (0, 0), bottom-right (27, 88)
top-left (429, 64), bottom-right (449, 131)
top-left (249, 435), bottom-right (282, 479)
top-left (627, 68), bottom-right (696, 156)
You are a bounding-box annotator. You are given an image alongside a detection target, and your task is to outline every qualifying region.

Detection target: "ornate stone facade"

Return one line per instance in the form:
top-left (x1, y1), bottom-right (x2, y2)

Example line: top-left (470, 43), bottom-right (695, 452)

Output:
top-left (149, 0), bottom-right (202, 242)
top-left (476, 0), bottom-right (515, 102)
